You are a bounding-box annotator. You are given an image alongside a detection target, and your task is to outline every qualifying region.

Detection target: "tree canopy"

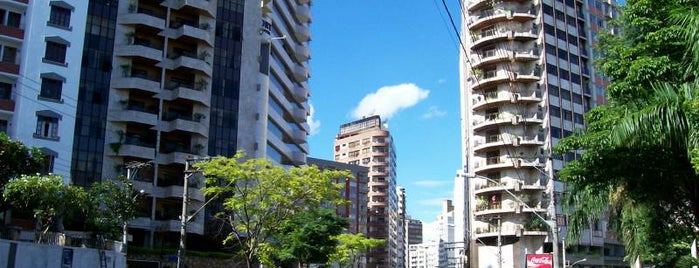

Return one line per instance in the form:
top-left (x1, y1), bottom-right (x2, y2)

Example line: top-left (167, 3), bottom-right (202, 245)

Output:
top-left (327, 233), bottom-right (385, 268)
top-left (0, 133), bottom-right (45, 210)
top-left (554, 0), bottom-right (699, 266)
top-left (273, 208), bottom-right (348, 267)
top-left (196, 153), bottom-right (353, 268)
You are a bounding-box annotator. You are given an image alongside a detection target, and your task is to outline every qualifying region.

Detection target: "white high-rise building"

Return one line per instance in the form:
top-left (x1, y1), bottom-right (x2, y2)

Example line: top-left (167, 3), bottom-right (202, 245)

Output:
top-left (457, 0), bottom-right (624, 267)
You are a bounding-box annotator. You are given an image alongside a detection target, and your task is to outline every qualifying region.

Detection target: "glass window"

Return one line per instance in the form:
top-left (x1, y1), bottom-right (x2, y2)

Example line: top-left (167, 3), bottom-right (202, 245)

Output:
top-left (0, 119), bottom-right (7, 133)
top-left (0, 82), bottom-right (10, 100)
top-left (48, 5), bottom-right (71, 28)
top-left (40, 78), bottom-right (62, 101)
top-left (44, 41), bottom-right (67, 64)
top-left (35, 115), bottom-right (59, 139)
top-left (6, 11), bottom-right (20, 28)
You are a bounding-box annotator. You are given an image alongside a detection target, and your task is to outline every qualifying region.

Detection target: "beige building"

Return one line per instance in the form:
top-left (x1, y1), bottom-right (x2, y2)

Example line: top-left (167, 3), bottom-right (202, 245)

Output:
top-left (334, 115), bottom-right (402, 267)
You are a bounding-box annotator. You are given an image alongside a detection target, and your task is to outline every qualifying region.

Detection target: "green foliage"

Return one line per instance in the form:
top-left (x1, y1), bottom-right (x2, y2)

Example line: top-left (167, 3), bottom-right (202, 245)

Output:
top-left (272, 208), bottom-right (347, 266)
top-left (2, 175), bottom-right (87, 241)
top-left (0, 133), bottom-right (45, 210)
top-left (86, 176), bottom-right (143, 239)
top-left (555, 0), bottom-right (699, 266)
top-left (327, 233), bottom-right (385, 268)
top-left (196, 152), bottom-right (352, 268)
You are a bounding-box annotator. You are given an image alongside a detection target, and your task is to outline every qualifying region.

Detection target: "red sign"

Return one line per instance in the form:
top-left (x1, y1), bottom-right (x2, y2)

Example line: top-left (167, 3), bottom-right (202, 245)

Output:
top-left (526, 254), bottom-right (553, 268)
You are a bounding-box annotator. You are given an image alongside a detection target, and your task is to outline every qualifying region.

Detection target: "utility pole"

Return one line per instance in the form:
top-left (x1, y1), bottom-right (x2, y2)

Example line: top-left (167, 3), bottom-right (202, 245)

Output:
top-left (496, 217), bottom-right (502, 268)
top-left (123, 161), bottom-right (150, 254)
top-left (176, 156), bottom-right (210, 268)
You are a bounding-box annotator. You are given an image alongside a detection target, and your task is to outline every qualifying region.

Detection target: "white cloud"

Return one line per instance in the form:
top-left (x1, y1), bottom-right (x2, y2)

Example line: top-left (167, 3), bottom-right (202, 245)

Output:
top-left (413, 179), bottom-right (450, 187)
top-left (307, 102), bottom-right (321, 136)
top-left (351, 83), bottom-right (429, 120)
top-left (421, 106), bottom-right (447, 120)
top-left (437, 78), bottom-right (447, 84)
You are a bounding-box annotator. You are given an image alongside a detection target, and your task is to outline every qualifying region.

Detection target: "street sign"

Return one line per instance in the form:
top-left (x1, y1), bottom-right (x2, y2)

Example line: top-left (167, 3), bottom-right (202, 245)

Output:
top-left (526, 253), bottom-right (552, 268)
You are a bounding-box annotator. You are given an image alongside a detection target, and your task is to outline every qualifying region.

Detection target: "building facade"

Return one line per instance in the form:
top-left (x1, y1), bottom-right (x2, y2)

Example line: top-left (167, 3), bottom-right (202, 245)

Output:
top-left (406, 218), bottom-right (423, 245)
top-left (0, 0), bottom-right (313, 257)
top-left (457, 0), bottom-right (622, 267)
top-left (334, 115), bottom-right (401, 267)
top-left (307, 157), bottom-right (369, 235)
top-left (407, 241), bottom-right (446, 268)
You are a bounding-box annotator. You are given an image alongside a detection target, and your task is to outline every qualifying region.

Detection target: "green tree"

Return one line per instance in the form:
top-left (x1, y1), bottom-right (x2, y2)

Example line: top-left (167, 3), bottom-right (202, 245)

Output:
top-left (0, 133), bottom-right (45, 210)
top-left (555, 0), bottom-right (699, 266)
top-left (2, 174), bottom-right (87, 242)
top-left (327, 233), bottom-right (385, 268)
top-left (86, 176), bottom-right (144, 242)
top-left (273, 208), bottom-right (348, 267)
top-left (196, 153), bottom-right (351, 268)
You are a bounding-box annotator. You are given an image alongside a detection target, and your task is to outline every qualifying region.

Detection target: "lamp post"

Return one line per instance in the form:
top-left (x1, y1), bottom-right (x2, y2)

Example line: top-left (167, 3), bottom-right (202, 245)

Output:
top-left (124, 161), bottom-right (151, 254)
top-left (468, 174), bottom-right (560, 268)
top-left (570, 258), bottom-right (587, 267)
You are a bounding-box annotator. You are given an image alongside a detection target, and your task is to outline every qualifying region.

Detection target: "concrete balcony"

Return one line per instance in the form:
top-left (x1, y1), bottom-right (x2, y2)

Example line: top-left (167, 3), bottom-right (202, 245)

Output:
top-left (129, 217), bottom-right (154, 229)
top-left (296, 0), bottom-right (310, 4)
top-left (157, 150), bottom-right (197, 165)
top-left (294, 44), bottom-right (310, 61)
top-left (289, 128), bottom-right (306, 144)
top-left (295, 24), bottom-right (311, 42)
top-left (158, 118), bottom-right (209, 137)
top-left (115, 44), bottom-right (163, 62)
top-left (154, 219), bottom-right (203, 234)
top-left (471, 70), bottom-right (512, 91)
top-left (112, 76), bottom-right (161, 94)
top-left (296, 3), bottom-right (311, 23)
top-left (474, 224), bottom-right (522, 240)
top-left (293, 64), bottom-right (309, 81)
top-left (473, 200), bottom-right (518, 217)
top-left (161, 185), bottom-right (205, 202)
top-left (164, 24), bottom-right (213, 46)
top-left (120, 12), bottom-right (166, 30)
top-left (166, 0), bottom-right (216, 17)
top-left (160, 54), bottom-right (212, 76)
top-left (133, 180), bottom-right (154, 195)
top-left (288, 150), bottom-right (305, 165)
top-left (472, 115), bottom-right (513, 132)
top-left (472, 91), bottom-right (510, 111)
top-left (468, 7), bottom-right (536, 30)
top-left (291, 107), bottom-right (307, 123)
top-left (510, 90), bottom-right (542, 104)
top-left (110, 143), bottom-right (156, 159)
top-left (467, 0), bottom-right (489, 11)
top-left (292, 84), bottom-right (309, 102)
top-left (109, 108), bottom-right (158, 126)
top-left (158, 82), bottom-right (210, 107)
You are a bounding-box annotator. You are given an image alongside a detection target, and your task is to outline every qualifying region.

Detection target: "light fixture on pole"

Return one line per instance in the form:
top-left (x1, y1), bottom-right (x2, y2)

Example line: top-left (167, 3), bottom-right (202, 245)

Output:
top-left (570, 258), bottom-right (587, 267)
top-left (468, 174), bottom-right (560, 268)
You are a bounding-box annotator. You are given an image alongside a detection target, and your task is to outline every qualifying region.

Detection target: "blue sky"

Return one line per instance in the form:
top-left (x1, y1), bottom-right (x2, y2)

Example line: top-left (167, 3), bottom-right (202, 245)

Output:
top-left (306, 0), bottom-right (462, 223)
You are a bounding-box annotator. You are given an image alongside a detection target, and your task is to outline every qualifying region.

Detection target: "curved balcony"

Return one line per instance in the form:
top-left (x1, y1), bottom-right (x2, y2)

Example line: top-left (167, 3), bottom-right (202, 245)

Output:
top-left (108, 142), bottom-right (156, 159)
top-left (293, 64), bottom-right (309, 82)
top-left (513, 70), bottom-right (541, 83)
top-left (112, 76), bottom-right (161, 94)
top-left (471, 27), bottom-right (513, 49)
top-left (294, 44), bottom-right (310, 61)
top-left (291, 107), bottom-right (307, 122)
top-left (154, 220), bottom-right (202, 234)
top-left (474, 180), bottom-right (517, 195)
top-left (115, 44), bottom-right (163, 62)
top-left (296, 3), bottom-right (311, 23)
top-left (292, 84), bottom-right (309, 102)
top-left (158, 81), bottom-right (211, 107)
top-left (296, 0), bottom-right (310, 4)
top-left (288, 150), bottom-right (305, 165)
top-left (468, 8), bottom-right (536, 31)
top-left (513, 112), bottom-right (544, 125)
top-left (157, 150), bottom-right (197, 165)
top-left (295, 24), bottom-right (311, 42)
top-left (510, 90), bottom-right (542, 104)
top-left (472, 91), bottom-right (510, 110)
top-left (473, 156), bottom-right (512, 173)
top-left (368, 170), bottom-right (388, 177)
top-left (467, 0), bottom-right (489, 11)
top-left (472, 49), bottom-right (512, 69)
top-left (513, 48), bottom-right (540, 62)
top-left (109, 108), bottom-right (158, 126)
top-left (289, 128), bottom-right (306, 144)
top-left (472, 114), bottom-right (513, 132)
top-left (120, 12), bottom-right (166, 30)
top-left (474, 224), bottom-right (522, 240)
top-left (471, 70), bottom-right (513, 91)
top-left (473, 200), bottom-right (518, 217)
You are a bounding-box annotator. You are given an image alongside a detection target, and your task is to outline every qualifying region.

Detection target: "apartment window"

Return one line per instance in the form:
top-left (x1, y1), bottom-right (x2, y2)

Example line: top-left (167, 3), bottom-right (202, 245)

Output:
top-left (563, 110), bottom-right (573, 121)
top-left (574, 113), bottom-right (584, 125)
top-left (550, 105), bottom-right (561, 117)
top-left (34, 111), bottom-right (61, 140)
top-left (0, 82), bottom-right (10, 100)
top-left (2, 45), bottom-right (16, 63)
top-left (44, 37), bottom-right (69, 65)
top-left (48, 2), bottom-right (72, 29)
top-left (0, 10), bottom-right (22, 28)
top-left (551, 127), bottom-right (562, 138)
top-left (40, 78), bottom-right (63, 101)
top-left (0, 120), bottom-right (6, 133)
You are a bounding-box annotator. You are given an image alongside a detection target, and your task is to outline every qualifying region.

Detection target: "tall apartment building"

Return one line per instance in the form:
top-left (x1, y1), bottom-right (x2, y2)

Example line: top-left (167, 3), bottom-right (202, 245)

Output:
top-left (0, 0), bottom-right (88, 181)
top-left (0, 0), bottom-right (312, 255)
top-left (334, 115), bottom-right (402, 267)
top-left (307, 157), bottom-right (369, 235)
top-left (406, 218), bottom-right (423, 245)
top-left (407, 241), bottom-right (446, 268)
top-left (457, 0), bottom-right (622, 267)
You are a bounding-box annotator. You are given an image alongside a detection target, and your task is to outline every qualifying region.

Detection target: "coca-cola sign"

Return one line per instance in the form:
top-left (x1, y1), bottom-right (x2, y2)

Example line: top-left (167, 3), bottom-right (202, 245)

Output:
top-left (526, 254), bottom-right (553, 268)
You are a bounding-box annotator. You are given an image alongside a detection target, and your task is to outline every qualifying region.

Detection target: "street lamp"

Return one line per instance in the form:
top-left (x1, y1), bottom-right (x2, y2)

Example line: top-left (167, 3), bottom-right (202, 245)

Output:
top-left (569, 258), bottom-right (587, 267)
top-left (124, 161), bottom-right (151, 254)
top-left (468, 174), bottom-right (560, 268)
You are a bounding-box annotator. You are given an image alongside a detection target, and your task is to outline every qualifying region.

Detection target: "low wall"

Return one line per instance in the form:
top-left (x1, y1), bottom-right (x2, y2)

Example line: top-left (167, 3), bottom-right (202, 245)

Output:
top-left (0, 238), bottom-right (126, 268)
